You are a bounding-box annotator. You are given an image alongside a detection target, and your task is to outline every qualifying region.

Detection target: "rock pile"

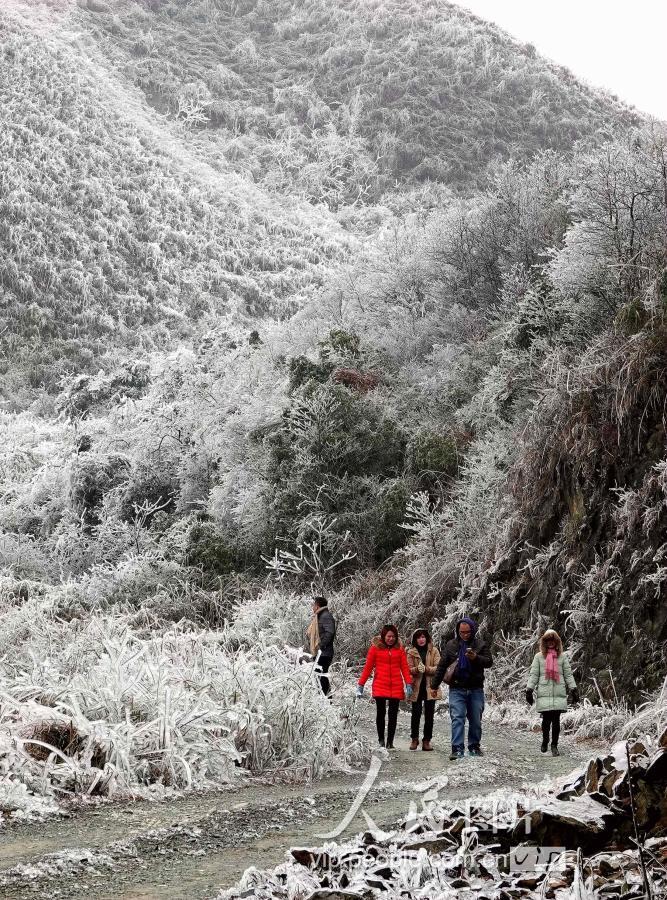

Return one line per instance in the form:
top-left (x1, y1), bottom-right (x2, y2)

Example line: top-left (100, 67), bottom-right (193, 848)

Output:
top-left (516, 731), bottom-right (667, 853)
top-left (219, 729), bottom-right (667, 900)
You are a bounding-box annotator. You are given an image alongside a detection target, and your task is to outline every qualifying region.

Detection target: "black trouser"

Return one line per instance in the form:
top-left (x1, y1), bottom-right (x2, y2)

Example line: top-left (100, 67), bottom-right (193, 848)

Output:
top-left (410, 698), bottom-right (436, 741)
top-left (541, 710), bottom-right (561, 746)
top-left (375, 698), bottom-right (400, 745)
top-left (317, 654), bottom-right (333, 696)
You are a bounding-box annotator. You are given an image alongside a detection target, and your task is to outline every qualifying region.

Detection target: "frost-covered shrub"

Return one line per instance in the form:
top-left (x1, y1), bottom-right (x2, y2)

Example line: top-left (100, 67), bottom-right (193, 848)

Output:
top-left (287, 355), bottom-right (332, 393)
top-left (0, 533), bottom-right (54, 581)
top-left (407, 430), bottom-right (460, 479)
top-left (74, 555), bottom-right (184, 612)
top-left (110, 462), bottom-right (177, 523)
top-left (184, 519), bottom-right (242, 585)
top-left (336, 477), bottom-right (413, 564)
top-left (0, 607), bottom-right (368, 807)
top-left (265, 382), bottom-right (408, 565)
top-left (233, 37), bottom-right (260, 69)
top-left (622, 677), bottom-right (667, 740)
top-left (57, 363), bottom-right (151, 418)
top-left (208, 63), bottom-right (244, 93)
top-left (389, 426), bottom-right (515, 617)
top-left (227, 588), bottom-right (310, 650)
top-left (68, 451), bottom-right (131, 526)
top-left (330, 570), bottom-right (401, 660)
top-left (405, 429), bottom-right (471, 498)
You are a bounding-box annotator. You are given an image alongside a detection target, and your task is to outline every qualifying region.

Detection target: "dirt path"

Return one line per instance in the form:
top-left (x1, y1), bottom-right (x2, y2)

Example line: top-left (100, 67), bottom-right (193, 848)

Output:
top-left (0, 707), bottom-right (598, 899)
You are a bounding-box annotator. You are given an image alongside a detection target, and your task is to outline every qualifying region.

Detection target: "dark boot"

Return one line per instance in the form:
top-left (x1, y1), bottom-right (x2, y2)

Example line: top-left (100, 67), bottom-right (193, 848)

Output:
top-left (551, 745), bottom-right (560, 756)
top-left (422, 739), bottom-right (433, 752)
top-left (409, 738), bottom-right (419, 751)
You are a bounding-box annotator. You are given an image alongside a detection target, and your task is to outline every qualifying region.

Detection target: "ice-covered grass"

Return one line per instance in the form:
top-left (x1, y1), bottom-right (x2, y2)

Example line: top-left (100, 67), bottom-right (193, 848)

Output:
top-left (485, 682), bottom-right (667, 745)
top-left (484, 697), bottom-right (628, 740)
top-left (621, 675), bottom-right (667, 740)
top-left (0, 584), bottom-right (368, 822)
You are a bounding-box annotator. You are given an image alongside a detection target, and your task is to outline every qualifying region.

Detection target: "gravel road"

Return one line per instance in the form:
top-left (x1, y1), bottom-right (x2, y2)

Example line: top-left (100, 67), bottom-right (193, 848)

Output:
top-left (0, 705), bottom-right (598, 899)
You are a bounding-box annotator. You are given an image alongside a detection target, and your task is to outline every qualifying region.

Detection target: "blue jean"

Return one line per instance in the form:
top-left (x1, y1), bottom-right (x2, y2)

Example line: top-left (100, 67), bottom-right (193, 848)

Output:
top-left (449, 687), bottom-right (485, 751)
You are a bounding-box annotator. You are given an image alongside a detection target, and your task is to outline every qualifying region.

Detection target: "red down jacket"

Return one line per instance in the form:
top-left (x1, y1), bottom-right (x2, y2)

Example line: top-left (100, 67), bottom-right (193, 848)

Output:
top-left (358, 635), bottom-right (412, 700)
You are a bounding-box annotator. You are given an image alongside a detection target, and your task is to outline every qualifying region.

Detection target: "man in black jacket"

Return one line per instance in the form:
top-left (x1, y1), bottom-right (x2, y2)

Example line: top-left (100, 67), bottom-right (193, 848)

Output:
top-left (431, 617), bottom-right (493, 760)
top-left (309, 596), bottom-right (336, 696)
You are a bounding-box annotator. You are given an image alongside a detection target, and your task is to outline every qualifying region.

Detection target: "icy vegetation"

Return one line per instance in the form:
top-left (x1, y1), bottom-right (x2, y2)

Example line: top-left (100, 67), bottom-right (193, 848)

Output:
top-left (0, 0), bottom-right (639, 400)
top-left (1, 0), bottom-right (667, 857)
top-left (0, 584), bottom-right (367, 821)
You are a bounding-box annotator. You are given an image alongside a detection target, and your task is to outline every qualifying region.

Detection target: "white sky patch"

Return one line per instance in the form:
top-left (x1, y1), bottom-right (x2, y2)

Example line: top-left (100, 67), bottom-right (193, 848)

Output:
top-left (453, 0), bottom-right (667, 120)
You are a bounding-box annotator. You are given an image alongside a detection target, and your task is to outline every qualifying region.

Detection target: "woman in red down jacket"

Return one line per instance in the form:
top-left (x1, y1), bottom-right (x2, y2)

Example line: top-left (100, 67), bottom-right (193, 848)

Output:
top-left (356, 624), bottom-right (413, 749)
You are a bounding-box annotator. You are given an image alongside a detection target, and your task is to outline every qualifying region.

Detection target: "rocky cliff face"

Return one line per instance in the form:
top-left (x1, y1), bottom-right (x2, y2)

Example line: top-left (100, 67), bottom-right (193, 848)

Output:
top-left (467, 294), bottom-right (667, 700)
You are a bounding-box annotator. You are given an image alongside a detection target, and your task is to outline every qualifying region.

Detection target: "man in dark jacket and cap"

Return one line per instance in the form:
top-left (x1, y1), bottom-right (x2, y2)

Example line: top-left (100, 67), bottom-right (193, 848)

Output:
top-left (306, 596), bottom-right (337, 696)
top-left (431, 617), bottom-right (493, 760)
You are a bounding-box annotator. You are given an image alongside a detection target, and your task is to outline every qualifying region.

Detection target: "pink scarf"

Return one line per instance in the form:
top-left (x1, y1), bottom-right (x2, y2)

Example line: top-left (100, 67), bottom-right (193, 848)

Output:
top-left (545, 649), bottom-right (560, 682)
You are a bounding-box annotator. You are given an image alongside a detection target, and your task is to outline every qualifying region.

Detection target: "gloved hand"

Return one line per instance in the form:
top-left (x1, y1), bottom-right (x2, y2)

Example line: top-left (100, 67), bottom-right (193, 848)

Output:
top-left (570, 688), bottom-right (580, 705)
top-left (525, 688), bottom-right (534, 706)
top-left (355, 685), bottom-right (364, 698)
top-left (405, 684), bottom-right (413, 699)
top-left (417, 662), bottom-right (425, 674)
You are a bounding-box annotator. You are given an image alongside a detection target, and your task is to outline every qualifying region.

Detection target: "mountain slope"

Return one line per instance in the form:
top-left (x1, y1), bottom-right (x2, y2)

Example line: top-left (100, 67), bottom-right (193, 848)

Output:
top-left (84, 0), bottom-right (641, 191)
top-left (0, 0), bottom-right (643, 407)
top-left (0, 2), bottom-right (353, 404)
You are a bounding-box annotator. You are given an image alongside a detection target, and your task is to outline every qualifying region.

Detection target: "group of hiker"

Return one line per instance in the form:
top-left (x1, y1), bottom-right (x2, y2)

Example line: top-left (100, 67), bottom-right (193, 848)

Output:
top-left (308, 597), bottom-right (580, 760)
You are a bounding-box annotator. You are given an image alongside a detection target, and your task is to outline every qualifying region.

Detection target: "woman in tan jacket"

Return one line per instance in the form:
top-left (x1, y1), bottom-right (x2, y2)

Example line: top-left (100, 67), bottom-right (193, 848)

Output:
top-left (406, 628), bottom-right (442, 751)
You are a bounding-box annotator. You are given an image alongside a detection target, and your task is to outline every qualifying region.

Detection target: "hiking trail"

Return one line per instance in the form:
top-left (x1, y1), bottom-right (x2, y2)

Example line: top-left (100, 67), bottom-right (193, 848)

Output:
top-left (0, 704), bottom-right (600, 899)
